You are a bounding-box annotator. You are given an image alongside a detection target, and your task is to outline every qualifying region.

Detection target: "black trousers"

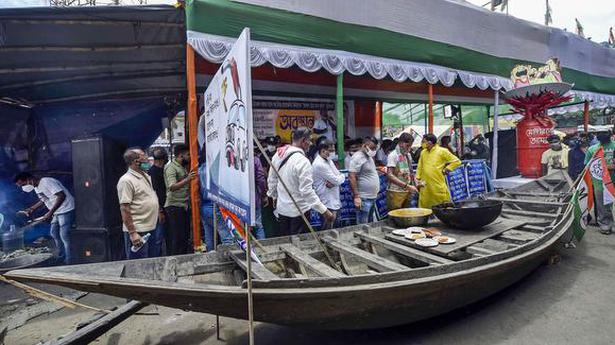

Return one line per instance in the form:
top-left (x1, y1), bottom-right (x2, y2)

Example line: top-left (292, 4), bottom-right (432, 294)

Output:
top-left (278, 213), bottom-right (310, 236)
top-left (165, 206), bottom-right (191, 255)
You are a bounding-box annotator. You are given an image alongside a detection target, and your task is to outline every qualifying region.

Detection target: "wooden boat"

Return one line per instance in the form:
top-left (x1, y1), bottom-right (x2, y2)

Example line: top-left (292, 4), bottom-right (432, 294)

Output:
top-left (5, 172), bottom-right (575, 330)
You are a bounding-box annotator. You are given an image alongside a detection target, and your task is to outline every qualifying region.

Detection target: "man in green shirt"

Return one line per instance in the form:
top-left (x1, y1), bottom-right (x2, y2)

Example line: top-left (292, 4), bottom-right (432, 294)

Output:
top-left (164, 144), bottom-right (197, 254)
top-left (584, 131), bottom-right (615, 234)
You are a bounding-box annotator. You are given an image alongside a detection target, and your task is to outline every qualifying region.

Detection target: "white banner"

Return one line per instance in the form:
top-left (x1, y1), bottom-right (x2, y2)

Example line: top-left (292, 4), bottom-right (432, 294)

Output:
top-left (203, 28), bottom-right (255, 225)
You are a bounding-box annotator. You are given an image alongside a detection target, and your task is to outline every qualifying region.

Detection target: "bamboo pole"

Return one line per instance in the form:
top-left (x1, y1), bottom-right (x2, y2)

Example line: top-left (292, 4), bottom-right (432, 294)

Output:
top-left (245, 222), bottom-right (255, 345)
top-left (428, 83), bottom-right (434, 134)
top-left (253, 137), bottom-right (342, 272)
top-left (186, 44), bottom-right (202, 251)
top-left (583, 100), bottom-right (590, 133)
top-left (0, 276), bottom-right (110, 313)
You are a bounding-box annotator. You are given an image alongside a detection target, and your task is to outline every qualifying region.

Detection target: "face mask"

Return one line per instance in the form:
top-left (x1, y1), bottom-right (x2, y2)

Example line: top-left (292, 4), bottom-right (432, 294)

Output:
top-left (21, 184), bottom-right (34, 193)
top-left (550, 143), bottom-right (562, 150)
top-left (267, 145), bottom-right (276, 152)
top-left (367, 148), bottom-right (377, 158)
top-left (139, 161), bottom-right (152, 171)
top-left (330, 153), bottom-right (339, 161)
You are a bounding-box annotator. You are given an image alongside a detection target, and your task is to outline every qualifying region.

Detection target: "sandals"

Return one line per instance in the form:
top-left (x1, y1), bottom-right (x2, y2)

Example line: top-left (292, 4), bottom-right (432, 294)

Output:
top-left (600, 229), bottom-right (612, 235)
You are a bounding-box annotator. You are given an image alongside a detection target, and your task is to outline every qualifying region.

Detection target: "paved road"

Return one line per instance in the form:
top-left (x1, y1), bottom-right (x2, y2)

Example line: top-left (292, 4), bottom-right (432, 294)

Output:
top-left (4, 227), bottom-right (615, 345)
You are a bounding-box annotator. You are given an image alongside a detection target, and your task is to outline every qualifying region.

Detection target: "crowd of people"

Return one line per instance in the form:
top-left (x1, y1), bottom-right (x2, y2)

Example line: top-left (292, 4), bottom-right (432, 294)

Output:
top-left (16, 126), bottom-right (615, 264)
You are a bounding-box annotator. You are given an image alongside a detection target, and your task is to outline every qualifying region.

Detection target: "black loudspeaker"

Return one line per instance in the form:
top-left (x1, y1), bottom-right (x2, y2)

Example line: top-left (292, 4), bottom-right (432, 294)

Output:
top-left (70, 227), bottom-right (125, 264)
top-left (71, 136), bottom-right (126, 229)
top-left (486, 129), bottom-right (518, 178)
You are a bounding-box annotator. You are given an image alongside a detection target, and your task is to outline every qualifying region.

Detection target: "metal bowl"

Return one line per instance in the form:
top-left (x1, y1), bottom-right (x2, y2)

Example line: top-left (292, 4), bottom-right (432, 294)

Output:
top-left (432, 200), bottom-right (502, 230)
top-left (388, 208), bottom-right (433, 228)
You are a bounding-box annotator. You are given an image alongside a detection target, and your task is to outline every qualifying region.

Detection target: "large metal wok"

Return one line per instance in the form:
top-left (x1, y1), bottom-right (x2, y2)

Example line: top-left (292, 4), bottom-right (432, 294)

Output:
top-left (432, 200), bottom-right (503, 230)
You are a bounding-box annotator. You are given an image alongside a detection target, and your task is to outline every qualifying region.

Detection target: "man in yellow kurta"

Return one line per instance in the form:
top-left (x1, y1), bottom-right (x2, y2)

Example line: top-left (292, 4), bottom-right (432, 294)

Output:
top-left (416, 134), bottom-right (462, 209)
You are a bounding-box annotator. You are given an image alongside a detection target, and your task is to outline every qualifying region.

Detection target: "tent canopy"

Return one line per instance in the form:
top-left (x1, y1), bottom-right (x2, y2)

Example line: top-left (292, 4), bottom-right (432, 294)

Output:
top-left (186, 0), bottom-right (614, 103)
top-left (0, 5), bottom-right (186, 105)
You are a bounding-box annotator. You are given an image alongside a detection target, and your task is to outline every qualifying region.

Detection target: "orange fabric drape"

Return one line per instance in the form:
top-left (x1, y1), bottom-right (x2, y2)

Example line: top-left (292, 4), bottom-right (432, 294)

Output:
top-left (186, 44), bottom-right (202, 251)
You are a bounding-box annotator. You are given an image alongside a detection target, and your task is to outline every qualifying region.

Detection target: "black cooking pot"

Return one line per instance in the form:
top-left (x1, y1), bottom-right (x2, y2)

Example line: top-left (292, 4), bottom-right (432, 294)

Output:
top-left (432, 200), bottom-right (503, 230)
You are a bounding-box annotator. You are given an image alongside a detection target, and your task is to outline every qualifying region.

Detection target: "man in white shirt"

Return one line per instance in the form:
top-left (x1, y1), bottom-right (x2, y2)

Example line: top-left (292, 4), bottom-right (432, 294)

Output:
top-left (312, 140), bottom-right (346, 229)
top-left (15, 172), bottom-right (75, 265)
top-left (313, 108), bottom-right (334, 141)
top-left (268, 127), bottom-right (334, 235)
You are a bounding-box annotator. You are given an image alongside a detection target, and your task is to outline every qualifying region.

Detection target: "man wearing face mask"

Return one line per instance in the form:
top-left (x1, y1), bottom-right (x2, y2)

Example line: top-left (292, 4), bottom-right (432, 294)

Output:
top-left (386, 133), bottom-right (419, 211)
top-left (267, 127), bottom-right (334, 235)
top-left (117, 148), bottom-right (159, 259)
top-left (164, 144), bottom-right (197, 254)
top-left (15, 172), bottom-right (75, 264)
top-left (312, 140), bottom-right (346, 229)
top-left (260, 136), bottom-right (278, 172)
top-left (348, 137), bottom-right (381, 224)
top-left (148, 147), bottom-right (168, 256)
top-left (541, 135), bottom-right (569, 176)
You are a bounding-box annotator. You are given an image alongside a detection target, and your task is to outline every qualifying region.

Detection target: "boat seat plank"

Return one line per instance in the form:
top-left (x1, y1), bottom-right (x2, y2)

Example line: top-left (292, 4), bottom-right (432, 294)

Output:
top-left (501, 209), bottom-right (558, 218)
top-left (465, 245), bottom-right (497, 257)
top-left (354, 232), bottom-right (454, 265)
top-left (279, 244), bottom-right (345, 278)
top-left (322, 237), bottom-right (408, 272)
top-left (499, 230), bottom-right (540, 244)
top-left (503, 191), bottom-right (566, 198)
top-left (522, 224), bottom-right (552, 233)
top-left (487, 197), bottom-right (566, 207)
top-left (385, 219), bottom-right (525, 256)
top-left (229, 251), bottom-right (279, 281)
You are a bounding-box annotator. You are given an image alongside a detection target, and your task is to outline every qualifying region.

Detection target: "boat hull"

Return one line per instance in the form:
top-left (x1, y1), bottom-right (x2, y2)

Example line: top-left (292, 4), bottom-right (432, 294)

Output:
top-left (6, 213), bottom-right (570, 329)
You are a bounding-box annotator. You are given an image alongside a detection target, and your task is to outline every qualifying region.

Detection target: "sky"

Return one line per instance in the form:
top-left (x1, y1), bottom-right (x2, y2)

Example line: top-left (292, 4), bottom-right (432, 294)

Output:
top-left (466, 0), bottom-right (615, 42)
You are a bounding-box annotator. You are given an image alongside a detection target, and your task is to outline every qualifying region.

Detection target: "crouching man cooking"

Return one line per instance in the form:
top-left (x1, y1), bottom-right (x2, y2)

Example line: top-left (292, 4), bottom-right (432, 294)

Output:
top-left (117, 148), bottom-right (159, 259)
top-left (14, 172), bottom-right (75, 265)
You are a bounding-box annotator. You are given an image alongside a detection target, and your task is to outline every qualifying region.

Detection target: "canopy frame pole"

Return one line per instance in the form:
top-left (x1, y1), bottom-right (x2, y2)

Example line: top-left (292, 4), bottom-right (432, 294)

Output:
top-left (375, 101), bottom-right (382, 139)
top-left (186, 44), bottom-right (202, 251)
top-left (428, 84), bottom-right (434, 134)
top-left (583, 100), bottom-right (590, 133)
top-left (336, 74), bottom-right (345, 167)
top-left (491, 90), bottom-right (499, 179)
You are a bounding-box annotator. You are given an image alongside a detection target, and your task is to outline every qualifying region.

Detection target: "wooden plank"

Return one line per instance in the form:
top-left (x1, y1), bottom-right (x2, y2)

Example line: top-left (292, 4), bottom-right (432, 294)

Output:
top-left (229, 251), bottom-right (279, 281)
top-left (501, 209), bottom-right (558, 218)
top-left (385, 219), bottom-right (525, 256)
top-left (504, 191), bottom-right (565, 198)
top-left (488, 197), bottom-right (566, 207)
top-left (522, 224), bottom-right (552, 233)
top-left (322, 237), bottom-right (409, 272)
top-left (465, 245), bottom-right (496, 257)
top-left (499, 230), bottom-right (540, 244)
top-left (354, 232), bottom-right (455, 265)
top-left (46, 301), bottom-right (146, 345)
top-left (280, 244), bottom-right (345, 278)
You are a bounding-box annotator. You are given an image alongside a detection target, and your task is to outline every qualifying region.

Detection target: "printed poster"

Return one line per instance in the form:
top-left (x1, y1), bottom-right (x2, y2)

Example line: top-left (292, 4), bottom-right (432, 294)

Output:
top-left (202, 28), bottom-right (256, 225)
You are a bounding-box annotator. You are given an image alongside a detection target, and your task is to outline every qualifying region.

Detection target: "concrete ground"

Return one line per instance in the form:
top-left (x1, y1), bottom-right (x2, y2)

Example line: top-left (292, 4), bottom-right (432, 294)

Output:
top-left (2, 226), bottom-right (615, 345)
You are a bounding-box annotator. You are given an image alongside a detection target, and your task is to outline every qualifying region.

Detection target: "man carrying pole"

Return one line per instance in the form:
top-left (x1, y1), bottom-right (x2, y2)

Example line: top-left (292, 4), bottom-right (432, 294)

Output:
top-left (267, 127), bottom-right (334, 235)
